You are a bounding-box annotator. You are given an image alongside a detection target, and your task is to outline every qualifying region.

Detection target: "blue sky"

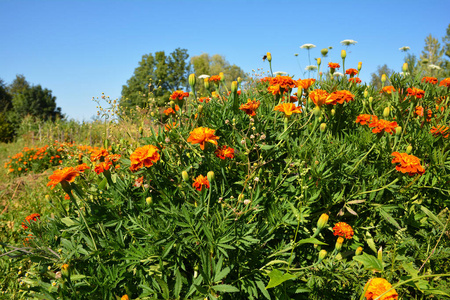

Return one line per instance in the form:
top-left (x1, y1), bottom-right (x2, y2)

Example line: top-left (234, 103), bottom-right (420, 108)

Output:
top-left (1, 0), bottom-right (449, 121)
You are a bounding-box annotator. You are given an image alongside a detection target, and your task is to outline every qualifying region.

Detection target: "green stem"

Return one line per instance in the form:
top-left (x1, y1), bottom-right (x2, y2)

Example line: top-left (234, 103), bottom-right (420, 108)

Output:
top-left (350, 143), bottom-right (376, 175)
top-left (357, 178), bottom-right (399, 196)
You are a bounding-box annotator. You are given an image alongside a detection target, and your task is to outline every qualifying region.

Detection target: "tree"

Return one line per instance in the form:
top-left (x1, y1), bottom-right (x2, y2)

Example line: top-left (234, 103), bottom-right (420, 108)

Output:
top-left (370, 64), bottom-right (393, 90)
top-left (121, 48), bottom-right (190, 109)
top-left (0, 79), bottom-right (14, 142)
top-left (0, 79), bottom-right (12, 113)
top-left (190, 53), bottom-right (247, 95)
top-left (419, 34), bottom-right (445, 77)
top-left (8, 74), bottom-right (30, 96)
top-left (441, 23), bottom-right (450, 76)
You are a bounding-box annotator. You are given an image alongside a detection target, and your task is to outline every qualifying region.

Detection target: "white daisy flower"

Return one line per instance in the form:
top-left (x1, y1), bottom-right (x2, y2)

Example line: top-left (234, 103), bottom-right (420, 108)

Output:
top-left (428, 64), bottom-right (441, 70)
top-left (399, 46), bottom-right (410, 52)
top-left (198, 74), bottom-right (210, 79)
top-left (300, 44), bottom-right (316, 49)
top-left (340, 39), bottom-right (358, 46)
top-left (305, 65), bottom-right (318, 71)
top-left (273, 71), bottom-right (287, 76)
top-left (333, 72), bottom-right (344, 77)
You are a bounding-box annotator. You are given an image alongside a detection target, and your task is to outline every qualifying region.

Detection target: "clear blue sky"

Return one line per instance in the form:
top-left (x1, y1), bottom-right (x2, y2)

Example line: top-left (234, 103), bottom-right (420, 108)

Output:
top-left (1, 0), bottom-right (449, 121)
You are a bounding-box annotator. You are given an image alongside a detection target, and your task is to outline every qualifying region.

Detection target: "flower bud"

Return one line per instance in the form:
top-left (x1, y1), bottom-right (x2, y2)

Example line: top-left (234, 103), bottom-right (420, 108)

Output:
top-left (266, 52), bottom-right (272, 62)
top-left (204, 78), bottom-right (210, 90)
top-left (150, 112), bottom-right (155, 117)
top-left (357, 61), bottom-right (362, 71)
top-left (355, 247), bottom-right (363, 256)
top-left (320, 48), bottom-right (328, 56)
top-left (237, 77), bottom-right (242, 84)
top-left (335, 237), bottom-right (344, 252)
top-left (377, 246), bottom-right (383, 261)
top-left (364, 89), bottom-right (368, 98)
top-left (383, 106), bottom-right (390, 118)
top-left (402, 63), bottom-right (408, 73)
top-left (319, 123), bottom-right (327, 132)
top-left (219, 72), bottom-right (225, 82)
top-left (316, 57), bottom-right (321, 66)
top-left (368, 97), bottom-right (373, 104)
top-left (146, 197), bottom-right (153, 205)
top-left (381, 74), bottom-right (387, 83)
top-left (207, 171), bottom-right (215, 183)
top-left (395, 126), bottom-right (402, 135)
top-left (238, 193), bottom-right (244, 202)
top-left (182, 171), bottom-right (189, 182)
top-left (189, 73), bottom-right (196, 89)
top-left (313, 106), bottom-right (322, 117)
top-left (139, 126), bottom-right (143, 135)
top-left (406, 145), bottom-right (412, 154)
top-left (331, 109), bottom-right (336, 116)
top-left (318, 249), bottom-right (327, 261)
top-left (316, 213), bottom-right (329, 230)
top-left (61, 264), bottom-right (69, 278)
top-left (198, 105), bottom-right (203, 113)
top-left (231, 81), bottom-right (238, 94)
top-left (169, 100), bottom-right (175, 107)
top-left (341, 50), bottom-right (347, 59)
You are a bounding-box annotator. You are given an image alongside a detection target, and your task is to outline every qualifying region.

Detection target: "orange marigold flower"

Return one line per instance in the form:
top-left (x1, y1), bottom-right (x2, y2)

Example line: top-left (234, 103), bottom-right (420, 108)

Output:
top-left (297, 78), bottom-right (316, 91)
top-left (333, 222), bottom-right (354, 239)
top-left (76, 163), bottom-right (90, 173)
top-left (407, 87), bottom-right (425, 99)
top-left (430, 125), bottom-right (449, 138)
top-left (267, 84), bottom-right (281, 95)
top-left (328, 90), bottom-right (355, 105)
top-left (369, 119), bottom-right (398, 135)
top-left (259, 76), bottom-right (271, 83)
top-left (215, 145), bottom-right (235, 159)
top-left (421, 76), bottom-right (437, 84)
top-left (439, 78), bottom-right (450, 87)
top-left (198, 97), bottom-right (211, 103)
top-left (239, 99), bottom-right (261, 116)
top-left (328, 62), bottom-right (340, 69)
top-left (163, 105), bottom-right (180, 115)
top-left (309, 89), bottom-right (332, 107)
top-left (90, 149), bottom-right (110, 162)
top-left (345, 68), bottom-right (359, 76)
top-left (273, 103), bottom-right (302, 117)
top-left (170, 90), bottom-right (189, 100)
top-left (187, 127), bottom-right (220, 150)
top-left (391, 152), bottom-right (425, 176)
top-left (94, 161), bottom-right (112, 174)
top-left (356, 114), bottom-right (378, 125)
top-left (165, 122), bottom-right (178, 131)
top-left (22, 213), bottom-right (40, 229)
top-left (364, 278), bottom-right (398, 300)
top-left (47, 167), bottom-right (81, 189)
top-left (380, 86), bottom-right (396, 94)
top-left (269, 75), bottom-right (297, 90)
top-left (192, 175), bottom-right (210, 191)
top-left (209, 75), bottom-right (222, 83)
top-left (129, 145), bottom-right (160, 172)
top-left (348, 77), bottom-right (362, 84)
top-left (415, 106), bottom-right (424, 117)
top-left (289, 95), bottom-right (298, 102)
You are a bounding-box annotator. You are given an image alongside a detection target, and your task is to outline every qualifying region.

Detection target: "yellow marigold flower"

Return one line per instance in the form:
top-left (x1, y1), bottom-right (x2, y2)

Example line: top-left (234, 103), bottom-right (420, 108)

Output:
top-left (364, 278), bottom-right (398, 300)
top-left (273, 103), bottom-right (302, 117)
top-left (187, 127), bottom-right (219, 150)
top-left (333, 222), bottom-right (354, 239)
top-left (121, 295), bottom-right (130, 300)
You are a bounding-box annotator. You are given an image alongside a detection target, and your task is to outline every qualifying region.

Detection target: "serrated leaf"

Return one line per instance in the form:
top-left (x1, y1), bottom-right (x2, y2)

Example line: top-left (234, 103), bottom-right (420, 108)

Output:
top-left (211, 284), bottom-right (239, 293)
top-left (213, 267), bottom-right (230, 283)
top-left (256, 280), bottom-right (271, 299)
top-left (352, 253), bottom-right (383, 272)
top-left (265, 269), bottom-right (296, 289)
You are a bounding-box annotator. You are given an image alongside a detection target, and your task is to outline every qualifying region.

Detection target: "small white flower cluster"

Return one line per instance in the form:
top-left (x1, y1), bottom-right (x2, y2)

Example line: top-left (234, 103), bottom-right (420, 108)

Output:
top-left (300, 44), bottom-right (316, 49)
top-left (340, 39), bottom-right (358, 46)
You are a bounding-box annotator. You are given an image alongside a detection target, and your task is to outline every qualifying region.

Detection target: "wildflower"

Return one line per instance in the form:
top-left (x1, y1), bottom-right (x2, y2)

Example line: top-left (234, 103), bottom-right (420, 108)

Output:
top-left (328, 90), bottom-right (355, 105)
top-left (333, 72), bottom-right (344, 77)
top-left (407, 87), bottom-right (425, 99)
top-left (364, 278), bottom-right (398, 300)
top-left (439, 78), bottom-right (450, 87)
top-left (399, 46), bottom-right (410, 52)
top-left (121, 295), bottom-right (130, 300)
top-left (341, 39), bottom-right (358, 46)
top-left (428, 64), bottom-right (441, 70)
top-left (430, 125), bottom-right (449, 138)
top-left (297, 78), bottom-right (316, 91)
top-left (300, 43), bottom-right (316, 49)
top-left (391, 152), bottom-right (425, 176)
top-left (192, 175), bottom-right (210, 191)
top-left (129, 145), bottom-right (160, 172)
top-left (328, 62), bottom-right (340, 70)
top-left (421, 76), bottom-right (437, 84)
top-left (209, 75), bottom-right (222, 83)
top-left (345, 68), bottom-right (359, 77)
top-left (349, 77), bottom-right (362, 84)
top-left (273, 71), bottom-right (287, 76)
top-left (266, 52), bottom-right (272, 62)
top-left (198, 74), bottom-right (210, 79)
top-left (134, 176), bottom-right (144, 187)
top-left (90, 148), bottom-right (110, 162)
top-left (214, 145), bottom-right (235, 159)
top-left (165, 122), bottom-right (178, 131)
top-left (267, 84), bottom-right (281, 95)
top-left (309, 89), bottom-right (331, 107)
top-left (305, 65), bottom-right (318, 71)
top-left (76, 163), bottom-right (90, 173)
top-left (368, 119), bottom-right (398, 135)
top-left (333, 222), bottom-right (354, 239)
top-left (47, 167), bottom-right (83, 189)
top-left (187, 127), bottom-right (220, 150)
top-left (273, 103), bottom-right (302, 117)
top-left (22, 213), bottom-right (40, 229)
top-left (163, 105), bottom-right (180, 116)
top-left (380, 86), bottom-right (396, 94)
top-left (269, 75), bottom-right (297, 91)
top-left (170, 90), bottom-right (189, 101)
top-left (198, 97), bottom-right (211, 103)
top-left (355, 247), bottom-right (363, 255)
top-left (316, 213), bottom-right (329, 230)
top-left (335, 237), bottom-right (344, 251)
top-left (239, 99), bottom-right (260, 116)
top-left (318, 249), bottom-right (327, 260)
top-left (415, 106), bottom-right (424, 117)
top-left (94, 161), bottom-right (112, 174)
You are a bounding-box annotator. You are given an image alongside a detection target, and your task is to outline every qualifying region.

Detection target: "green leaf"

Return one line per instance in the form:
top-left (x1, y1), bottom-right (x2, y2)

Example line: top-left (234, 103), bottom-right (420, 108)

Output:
top-left (352, 253), bottom-right (383, 272)
top-left (213, 267), bottom-right (230, 283)
top-left (211, 284), bottom-right (239, 293)
top-left (260, 144), bottom-right (276, 150)
top-left (379, 208), bottom-right (402, 230)
top-left (70, 274), bottom-right (86, 281)
top-left (265, 269), bottom-right (296, 289)
top-left (60, 217), bottom-right (78, 227)
top-left (296, 238), bottom-right (327, 246)
top-left (256, 280), bottom-right (271, 299)
top-left (420, 205), bottom-right (445, 227)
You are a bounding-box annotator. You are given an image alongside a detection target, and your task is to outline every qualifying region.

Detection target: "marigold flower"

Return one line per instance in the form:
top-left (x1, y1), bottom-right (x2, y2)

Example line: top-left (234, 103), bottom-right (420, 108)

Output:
top-left (22, 213), bottom-right (40, 229)
top-left (368, 119), bottom-right (398, 135)
top-left (273, 103), bottom-right (302, 117)
top-left (163, 105), bottom-right (180, 115)
top-left (349, 77), bottom-right (362, 84)
top-left (47, 167), bottom-right (82, 189)
top-left (90, 149), bottom-right (110, 162)
top-left (333, 222), bottom-right (354, 239)
top-left (267, 84), bottom-right (281, 95)
top-left (415, 106), bottom-right (424, 117)
top-left (94, 161), bottom-right (112, 174)
top-left (439, 78), bottom-right (450, 87)
top-left (364, 278), bottom-right (398, 300)
top-left (296, 78), bottom-right (316, 91)
top-left (215, 145), bottom-right (235, 159)
top-left (380, 86), bottom-right (396, 94)
top-left (328, 90), bottom-right (355, 105)
top-left (129, 145), bottom-right (160, 172)
top-left (198, 97), bottom-right (211, 103)
top-left (192, 175), bottom-right (210, 191)
top-left (328, 62), bottom-right (340, 69)
top-left (309, 89), bottom-right (331, 107)
top-left (209, 75), bottom-right (222, 83)
top-left (269, 75), bottom-right (297, 90)
top-left (187, 127), bottom-right (220, 150)
top-left (170, 90), bottom-right (189, 101)
top-left (165, 122), bottom-right (178, 131)
top-left (391, 152), bottom-right (425, 176)
top-left (407, 87), bottom-right (425, 99)
top-left (239, 99), bottom-right (260, 116)
top-left (345, 68), bottom-right (359, 77)
top-left (430, 125), bottom-right (449, 138)
top-left (421, 76), bottom-right (437, 84)
top-left (121, 295), bottom-right (130, 300)
top-left (76, 163), bottom-right (90, 173)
